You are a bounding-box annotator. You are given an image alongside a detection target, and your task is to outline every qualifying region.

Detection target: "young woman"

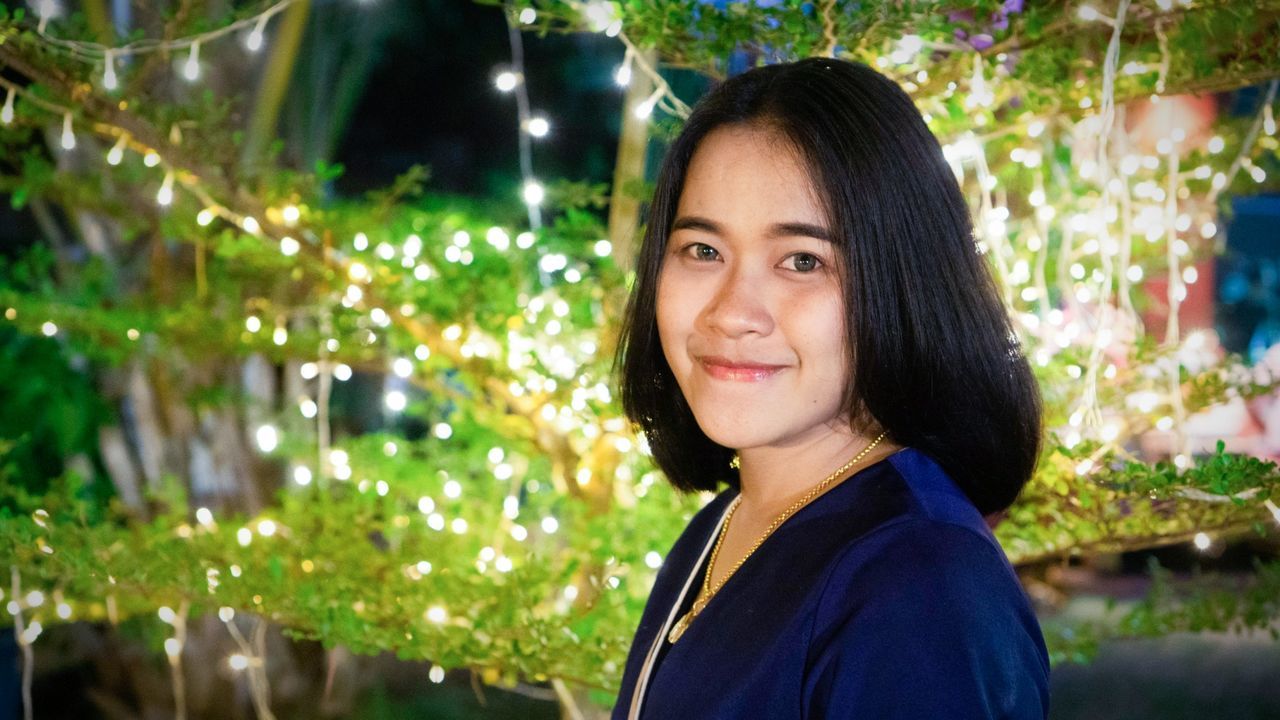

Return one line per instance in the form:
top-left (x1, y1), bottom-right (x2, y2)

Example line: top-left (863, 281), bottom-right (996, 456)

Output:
top-left (614, 58), bottom-right (1049, 719)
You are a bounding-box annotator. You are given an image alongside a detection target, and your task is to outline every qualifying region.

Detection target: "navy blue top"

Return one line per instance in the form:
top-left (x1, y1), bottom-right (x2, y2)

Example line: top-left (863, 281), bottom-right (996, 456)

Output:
top-left (613, 447), bottom-right (1050, 719)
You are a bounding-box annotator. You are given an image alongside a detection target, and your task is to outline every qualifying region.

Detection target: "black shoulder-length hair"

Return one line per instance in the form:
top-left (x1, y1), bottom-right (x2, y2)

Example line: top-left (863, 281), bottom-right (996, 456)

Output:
top-left (615, 58), bottom-right (1042, 516)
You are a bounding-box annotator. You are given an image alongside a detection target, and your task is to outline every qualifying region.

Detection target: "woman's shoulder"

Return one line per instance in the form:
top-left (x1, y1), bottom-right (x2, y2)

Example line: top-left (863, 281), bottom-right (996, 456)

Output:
top-left (802, 513), bottom-right (1051, 717)
top-left (812, 448), bottom-right (1033, 629)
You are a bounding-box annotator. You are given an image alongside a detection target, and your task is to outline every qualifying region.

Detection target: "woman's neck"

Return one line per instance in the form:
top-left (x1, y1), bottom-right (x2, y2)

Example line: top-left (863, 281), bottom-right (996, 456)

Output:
top-left (734, 426), bottom-right (899, 518)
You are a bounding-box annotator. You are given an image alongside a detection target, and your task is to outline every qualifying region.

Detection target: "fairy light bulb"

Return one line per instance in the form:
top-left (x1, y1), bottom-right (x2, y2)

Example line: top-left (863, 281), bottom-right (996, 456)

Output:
top-left (634, 93), bottom-right (657, 119)
top-left (1, 88), bottom-right (14, 125)
top-left (494, 70), bottom-right (519, 92)
top-left (35, 0), bottom-right (59, 33)
top-left (522, 180), bottom-right (545, 206)
top-left (106, 134), bottom-right (127, 165)
top-left (154, 170), bottom-right (177, 207)
top-left (614, 62), bottom-right (632, 87)
top-left (246, 15), bottom-right (269, 52)
top-left (526, 116), bottom-right (549, 137)
top-left (1077, 5), bottom-right (1100, 21)
top-left (60, 113), bottom-right (75, 150)
top-left (102, 49), bottom-right (119, 90)
top-left (182, 41), bottom-right (201, 82)
top-left (519, 7), bottom-right (536, 23)
top-left (156, 171), bottom-right (174, 206)
top-left (1265, 104), bottom-right (1277, 136)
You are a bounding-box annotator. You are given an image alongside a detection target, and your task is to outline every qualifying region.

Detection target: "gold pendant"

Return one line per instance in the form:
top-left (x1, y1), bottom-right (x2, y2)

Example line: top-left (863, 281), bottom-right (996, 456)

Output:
top-left (667, 612), bottom-right (692, 643)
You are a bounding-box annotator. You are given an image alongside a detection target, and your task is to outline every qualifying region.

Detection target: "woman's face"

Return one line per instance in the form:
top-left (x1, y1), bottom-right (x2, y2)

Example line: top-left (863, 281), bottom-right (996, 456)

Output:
top-left (656, 124), bottom-right (850, 453)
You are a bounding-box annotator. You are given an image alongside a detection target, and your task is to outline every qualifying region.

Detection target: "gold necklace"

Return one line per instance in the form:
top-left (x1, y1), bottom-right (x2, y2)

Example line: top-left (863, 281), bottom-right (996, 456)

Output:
top-left (666, 430), bottom-right (889, 644)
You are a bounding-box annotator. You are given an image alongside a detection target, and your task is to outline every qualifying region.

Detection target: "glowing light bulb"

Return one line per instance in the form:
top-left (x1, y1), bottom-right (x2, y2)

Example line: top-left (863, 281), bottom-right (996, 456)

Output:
top-left (246, 15), bottom-right (269, 52)
top-left (102, 49), bottom-right (118, 90)
top-left (634, 95), bottom-right (657, 119)
top-left (1, 88), bottom-right (14, 125)
top-left (523, 180), bottom-right (545, 206)
top-left (106, 134), bottom-right (127, 165)
top-left (527, 116), bottom-right (550, 137)
top-left (144, 151), bottom-right (161, 167)
top-left (614, 62), bottom-right (632, 87)
top-left (1077, 5), bottom-right (1100, 21)
top-left (385, 390), bottom-right (407, 412)
top-left (494, 71), bottom-right (519, 92)
top-left (519, 7), bottom-right (536, 23)
top-left (60, 113), bottom-right (75, 150)
top-left (182, 41), bottom-right (201, 82)
top-left (280, 236), bottom-right (300, 256)
top-left (255, 424), bottom-right (279, 453)
top-left (393, 357), bottom-right (413, 377)
top-left (156, 171), bottom-right (174, 206)
top-left (241, 216), bottom-right (260, 234)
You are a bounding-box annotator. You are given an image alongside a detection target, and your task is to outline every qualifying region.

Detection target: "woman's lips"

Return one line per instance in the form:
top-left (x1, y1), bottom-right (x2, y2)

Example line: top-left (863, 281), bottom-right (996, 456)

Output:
top-left (698, 356), bottom-right (788, 382)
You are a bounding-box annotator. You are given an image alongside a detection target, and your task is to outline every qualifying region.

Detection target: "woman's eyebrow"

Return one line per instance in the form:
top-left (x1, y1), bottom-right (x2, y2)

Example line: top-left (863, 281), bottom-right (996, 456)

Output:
top-left (767, 222), bottom-right (832, 242)
top-left (671, 215), bottom-right (832, 242)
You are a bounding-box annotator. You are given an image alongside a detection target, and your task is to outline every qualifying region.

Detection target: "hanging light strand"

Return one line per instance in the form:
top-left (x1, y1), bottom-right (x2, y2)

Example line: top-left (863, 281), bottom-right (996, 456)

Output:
top-left (25, 0), bottom-right (298, 63)
top-left (502, 8), bottom-right (542, 229)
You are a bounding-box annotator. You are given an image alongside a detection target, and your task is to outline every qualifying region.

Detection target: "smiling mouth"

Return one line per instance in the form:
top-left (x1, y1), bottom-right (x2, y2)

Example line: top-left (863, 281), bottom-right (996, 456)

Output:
top-left (698, 357), bottom-right (788, 382)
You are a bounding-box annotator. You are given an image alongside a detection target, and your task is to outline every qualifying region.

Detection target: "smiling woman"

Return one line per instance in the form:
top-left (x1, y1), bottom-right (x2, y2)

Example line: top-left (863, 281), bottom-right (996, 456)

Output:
top-left (614, 59), bottom-right (1048, 719)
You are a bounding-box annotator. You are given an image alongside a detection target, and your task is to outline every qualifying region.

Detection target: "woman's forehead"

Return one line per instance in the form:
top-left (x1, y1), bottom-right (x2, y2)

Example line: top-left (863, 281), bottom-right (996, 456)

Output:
top-left (676, 125), bottom-right (827, 231)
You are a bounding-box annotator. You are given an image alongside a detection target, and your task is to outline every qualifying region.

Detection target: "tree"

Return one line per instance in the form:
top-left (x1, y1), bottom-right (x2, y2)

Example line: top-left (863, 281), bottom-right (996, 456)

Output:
top-left (1, 1), bottom-right (1279, 718)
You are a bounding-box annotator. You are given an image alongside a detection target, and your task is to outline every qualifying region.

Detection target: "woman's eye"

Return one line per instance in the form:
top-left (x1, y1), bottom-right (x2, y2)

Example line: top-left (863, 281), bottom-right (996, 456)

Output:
top-left (782, 252), bottom-right (824, 273)
top-left (683, 243), bottom-right (720, 262)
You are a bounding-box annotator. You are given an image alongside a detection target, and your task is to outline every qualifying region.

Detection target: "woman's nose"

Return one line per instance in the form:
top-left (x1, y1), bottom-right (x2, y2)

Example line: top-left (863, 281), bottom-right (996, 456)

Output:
top-left (700, 267), bottom-right (774, 338)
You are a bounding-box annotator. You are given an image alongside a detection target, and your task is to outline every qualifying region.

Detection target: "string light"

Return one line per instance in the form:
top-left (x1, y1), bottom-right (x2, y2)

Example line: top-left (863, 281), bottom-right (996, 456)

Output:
top-left (494, 71), bottom-right (520, 92)
top-left (102, 49), bottom-right (119, 90)
top-left (245, 14), bottom-right (270, 52)
top-left (255, 424), bottom-right (279, 453)
top-left (634, 90), bottom-right (659, 119)
top-left (182, 41), bottom-right (202, 82)
top-left (526, 116), bottom-right (550, 137)
top-left (385, 390), bottom-right (407, 412)
top-left (156, 171), bottom-right (175, 206)
top-left (522, 180), bottom-right (545, 206)
top-left (35, 0), bottom-right (60, 34)
top-left (106, 134), bottom-right (127, 165)
top-left (60, 112), bottom-right (75, 150)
